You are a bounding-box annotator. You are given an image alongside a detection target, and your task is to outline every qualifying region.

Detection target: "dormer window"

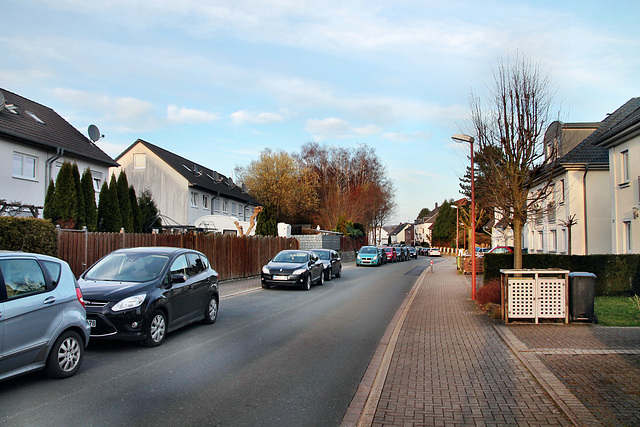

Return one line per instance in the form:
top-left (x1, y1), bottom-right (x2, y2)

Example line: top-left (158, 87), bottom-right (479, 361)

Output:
top-left (25, 111), bottom-right (44, 124)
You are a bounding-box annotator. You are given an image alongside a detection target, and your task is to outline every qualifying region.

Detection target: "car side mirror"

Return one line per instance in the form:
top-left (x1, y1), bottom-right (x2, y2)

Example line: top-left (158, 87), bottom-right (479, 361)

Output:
top-left (171, 274), bottom-right (187, 284)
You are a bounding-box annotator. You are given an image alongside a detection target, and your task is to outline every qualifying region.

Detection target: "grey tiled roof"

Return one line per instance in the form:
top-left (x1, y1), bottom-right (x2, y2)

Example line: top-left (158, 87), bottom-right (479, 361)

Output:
top-left (118, 139), bottom-right (258, 205)
top-left (558, 98), bottom-right (640, 165)
top-left (0, 88), bottom-right (118, 167)
top-left (593, 97), bottom-right (640, 147)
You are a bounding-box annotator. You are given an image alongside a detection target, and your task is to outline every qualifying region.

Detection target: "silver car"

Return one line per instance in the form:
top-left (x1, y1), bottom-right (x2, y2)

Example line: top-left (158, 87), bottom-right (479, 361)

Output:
top-left (0, 252), bottom-right (90, 381)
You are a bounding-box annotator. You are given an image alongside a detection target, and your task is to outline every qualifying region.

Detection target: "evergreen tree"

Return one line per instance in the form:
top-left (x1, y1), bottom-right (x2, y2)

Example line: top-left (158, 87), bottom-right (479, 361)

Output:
top-left (431, 200), bottom-right (457, 246)
top-left (81, 168), bottom-right (98, 231)
top-left (53, 162), bottom-right (78, 228)
top-left (97, 181), bottom-right (109, 231)
top-left (107, 174), bottom-right (123, 232)
top-left (255, 203), bottom-right (277, 236)
top-left (129, 186), bottom-right (142, 233)
top-left (72, 163), bottom-right (85, 229)
top-left (43, 179), bottom-right (57, 222)
top-left (138, 188), bottom-right (160, 233)
top-left (116, 171), bottom-right (133, 232)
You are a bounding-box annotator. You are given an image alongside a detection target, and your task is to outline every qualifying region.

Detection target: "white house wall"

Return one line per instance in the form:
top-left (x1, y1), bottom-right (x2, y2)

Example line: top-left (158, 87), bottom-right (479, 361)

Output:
top-left (3, 137), bottom-right (108, 212)
top-left (608, 135), bottom-right (640, 254)
top-left (114, 143), bottom-right (189, 225)
top-left (523, 169), bottom-right (610, 255)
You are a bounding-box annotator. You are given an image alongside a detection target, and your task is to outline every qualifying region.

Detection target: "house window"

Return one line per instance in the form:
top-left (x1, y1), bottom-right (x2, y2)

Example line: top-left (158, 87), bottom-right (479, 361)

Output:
top-left (238, 204), bottom-right (243, 220)
top-left (203, 195), bottom-right (208, 209)
top-left (621, 150), bottom-right (630, 184)
top-left (190, 192), bottom-right (198, 208)
top-left (13, 152), bottom-right (37, 180)
top-left (624, 221), bottom-right (632, 253)
top-left (133, 153), bottom-right (146, 169)
top-left (91, 171), bottom-right (103, 192)
top-left (222, 201), bottom-right (228, 213)
top-left (232, 203), bottom-right (237, 215)
top-left (558, 179), bottom-right (565, 204)
top-left (550, 230), bottom-right (557, 252)
top-left (538, 231), bottom-right (544, 252)
top-left (562, 229), bottom-right (567, 254)
top-left (213, 198), bottom-right (220, 213)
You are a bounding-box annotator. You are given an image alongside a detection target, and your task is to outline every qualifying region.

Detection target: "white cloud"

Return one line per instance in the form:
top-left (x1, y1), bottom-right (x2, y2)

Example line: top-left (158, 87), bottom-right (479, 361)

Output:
top-left (167, 105), bottom-right (219, 124)
top-left (305, 117), bottom-right (382, 140)
top-left (230, 110), bottom-right (285, 124)
top-left (383, 131), bottom-right (432, 143)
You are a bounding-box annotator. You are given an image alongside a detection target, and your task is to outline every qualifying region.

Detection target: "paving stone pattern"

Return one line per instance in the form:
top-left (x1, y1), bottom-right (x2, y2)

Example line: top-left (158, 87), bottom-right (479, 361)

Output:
top-left (373, 263), bottom-right (571, 426)
top-left (509, 325), bottom-right (640, 426)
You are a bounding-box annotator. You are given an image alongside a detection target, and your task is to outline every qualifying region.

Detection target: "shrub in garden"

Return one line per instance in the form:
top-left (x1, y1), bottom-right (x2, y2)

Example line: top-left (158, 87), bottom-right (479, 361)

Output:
top-left (476, 279), bottom-right (501, 306)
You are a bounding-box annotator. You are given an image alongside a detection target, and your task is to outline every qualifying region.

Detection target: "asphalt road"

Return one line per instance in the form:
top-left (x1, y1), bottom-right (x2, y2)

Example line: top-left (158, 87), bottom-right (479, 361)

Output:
top-left (0, 256), bottom-right (446, 426)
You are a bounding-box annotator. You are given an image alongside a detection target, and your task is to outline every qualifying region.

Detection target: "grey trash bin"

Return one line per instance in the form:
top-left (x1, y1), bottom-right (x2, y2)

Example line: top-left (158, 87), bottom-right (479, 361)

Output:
top-left (568, 272), bottom-right (596, 322)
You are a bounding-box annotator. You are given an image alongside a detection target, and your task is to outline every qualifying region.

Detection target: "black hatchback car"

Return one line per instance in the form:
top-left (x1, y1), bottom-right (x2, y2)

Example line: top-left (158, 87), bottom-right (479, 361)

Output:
top-left (261, 250), bottom-right (324, 290)
top-left (78, 247), bottom-right (219, 347)
top-left (309, 249), bottom-right (342, 280)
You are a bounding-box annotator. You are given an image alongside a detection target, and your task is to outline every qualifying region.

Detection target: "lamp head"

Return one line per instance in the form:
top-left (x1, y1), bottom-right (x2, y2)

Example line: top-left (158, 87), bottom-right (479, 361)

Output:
top-left (452, 134), bottom-right (475, 144)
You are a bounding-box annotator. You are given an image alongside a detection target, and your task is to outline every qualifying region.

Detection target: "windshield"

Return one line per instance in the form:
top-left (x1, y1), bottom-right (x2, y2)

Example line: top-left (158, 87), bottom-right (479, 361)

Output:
top-left (312, 251), bottom-right (330, 260)
top-left (272, 251), bottom-right (309, 263)
top-left (359, 247), bottom-right (377, 254)
top-left (84, 253), bottom-right (170, 282)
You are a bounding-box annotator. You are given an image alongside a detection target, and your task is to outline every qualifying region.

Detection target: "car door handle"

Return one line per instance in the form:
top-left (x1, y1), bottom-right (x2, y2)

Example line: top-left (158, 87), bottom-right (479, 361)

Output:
top-left (43, 296), bottom-right (56, 305)
top-left (0, 311), bottom-right (3, 319)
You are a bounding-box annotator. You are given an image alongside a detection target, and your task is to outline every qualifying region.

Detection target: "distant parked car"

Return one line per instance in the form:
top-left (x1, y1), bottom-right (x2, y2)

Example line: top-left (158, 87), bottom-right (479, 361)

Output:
top-left (79, 247), bottom-right (219, 347)
top-left (426, 248), bottom-right (441, 257)
top-left (408, 247), bottom-right (418, 259)
top-left (309, 249), bottom-right (342, 280)
top-left (393, 246), bottom-right (405, 261)
top-left (488, 246), bottom-right (514, 254)
top-left (0, 251), bottom-right (90, 382)
top-left (262, 250), bottom-right (324, 290)
top-left (381, 247), bottom-right (397, 263)
top-left (356, 246), bottom-right (382, 266)
top-left (377, 247), bottom-right (388, 264)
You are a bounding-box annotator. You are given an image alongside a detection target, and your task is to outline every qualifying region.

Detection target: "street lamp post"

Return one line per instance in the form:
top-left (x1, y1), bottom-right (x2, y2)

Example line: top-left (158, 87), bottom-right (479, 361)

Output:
top-left (452, 134), bottom-right (476, 300)
top-left (451, 204), bottom-right (459, 255)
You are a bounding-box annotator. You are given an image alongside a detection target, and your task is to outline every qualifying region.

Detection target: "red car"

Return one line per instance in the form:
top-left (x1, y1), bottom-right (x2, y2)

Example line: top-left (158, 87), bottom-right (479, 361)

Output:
top-left (488, 246), bottom-right (514, 254)
top-left (381, 247), bottom-right (397, 263)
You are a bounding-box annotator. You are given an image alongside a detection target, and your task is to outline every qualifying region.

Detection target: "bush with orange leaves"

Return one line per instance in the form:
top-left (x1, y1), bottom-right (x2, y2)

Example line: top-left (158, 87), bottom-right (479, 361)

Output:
top-left (476, 279), bottom-right (501, 306)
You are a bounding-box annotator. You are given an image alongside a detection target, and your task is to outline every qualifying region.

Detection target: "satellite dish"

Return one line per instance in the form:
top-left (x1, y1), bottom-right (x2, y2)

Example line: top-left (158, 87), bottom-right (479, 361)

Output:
top-left (88, 124), bottom-right (102, 142)
top-left (0, 90), bottom-right (6, 110)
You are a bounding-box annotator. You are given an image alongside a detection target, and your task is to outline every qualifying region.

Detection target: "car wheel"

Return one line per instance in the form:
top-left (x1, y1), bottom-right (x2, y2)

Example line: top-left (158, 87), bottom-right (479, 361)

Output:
top-left (302, 274), bottom-right (311, 290)
top-left (318, 269), bottom-right (325, 285)
top-left (45, 330), bottom-right (84, 379)
top-left (262, 282), bottom-right (271, 289)
top-left (336, 266), bottom-right (342, 278)
top-left (325, 268), bottom-right (332, 281)
top-left (143, 310), bottom-right (167, 347)
top-left (202, 295), bottom-right (218, 324)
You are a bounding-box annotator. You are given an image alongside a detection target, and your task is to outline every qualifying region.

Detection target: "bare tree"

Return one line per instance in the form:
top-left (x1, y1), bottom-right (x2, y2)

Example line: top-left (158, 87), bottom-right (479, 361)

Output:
top-left (468, 54), bottom-right (557, 268)
top-left (559, 214), bottom-right (578, 255)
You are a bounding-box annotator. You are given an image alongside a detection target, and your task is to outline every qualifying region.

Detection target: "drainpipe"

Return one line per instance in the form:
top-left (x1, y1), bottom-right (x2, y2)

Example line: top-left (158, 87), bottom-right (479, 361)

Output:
top-left (45, 147), bottom-right (64, 192)
top-left (582, 164), bottom-right (589, 255)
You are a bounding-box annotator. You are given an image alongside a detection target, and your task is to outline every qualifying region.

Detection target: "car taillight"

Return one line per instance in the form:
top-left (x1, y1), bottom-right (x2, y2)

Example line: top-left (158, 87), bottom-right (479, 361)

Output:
top-left (76, 287), bottom-right (86, 308)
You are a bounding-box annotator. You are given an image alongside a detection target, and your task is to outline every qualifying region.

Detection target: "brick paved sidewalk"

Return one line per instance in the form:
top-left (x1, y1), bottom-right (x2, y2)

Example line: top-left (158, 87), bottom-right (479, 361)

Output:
top-left (357, 257), bottom-right (573, 426)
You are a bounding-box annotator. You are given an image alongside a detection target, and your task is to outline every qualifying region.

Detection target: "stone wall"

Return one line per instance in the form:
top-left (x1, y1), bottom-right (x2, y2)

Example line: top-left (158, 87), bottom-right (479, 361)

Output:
top-left (294, 234), bottom-right (341, 251)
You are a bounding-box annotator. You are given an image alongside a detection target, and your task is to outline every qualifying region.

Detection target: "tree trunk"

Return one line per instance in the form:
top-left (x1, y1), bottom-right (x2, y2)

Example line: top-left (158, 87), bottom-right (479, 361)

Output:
top-left (513, 216), bottom-right (523, 269)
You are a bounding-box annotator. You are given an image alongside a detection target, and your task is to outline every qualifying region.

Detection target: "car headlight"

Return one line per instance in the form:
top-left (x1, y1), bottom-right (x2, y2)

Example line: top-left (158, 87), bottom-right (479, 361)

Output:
top-left (111, 294), bottom-right (146, 312)
top-left (262, 266), bottom-right (270, 274)
top-left (373, 255), bottom-right (378, 260)
top-left (292, 269), bottom-right (306, 276)
top-left (357, 255), bottom-right (362, 260)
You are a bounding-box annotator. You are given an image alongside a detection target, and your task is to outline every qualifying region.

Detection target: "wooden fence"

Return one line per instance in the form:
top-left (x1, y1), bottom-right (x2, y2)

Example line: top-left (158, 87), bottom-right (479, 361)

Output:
top-left (56, 228), bottom-right (299, 280)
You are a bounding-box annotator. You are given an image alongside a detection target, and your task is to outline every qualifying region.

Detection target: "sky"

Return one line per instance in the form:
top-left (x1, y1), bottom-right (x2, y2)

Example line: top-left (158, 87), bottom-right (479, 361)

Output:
top-left (2, 0), bottom-right (639, 224)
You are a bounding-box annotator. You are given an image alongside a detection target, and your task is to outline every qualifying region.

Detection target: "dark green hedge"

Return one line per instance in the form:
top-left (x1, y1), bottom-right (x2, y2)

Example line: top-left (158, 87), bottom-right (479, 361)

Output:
top-left (483, 253), bottom-right (640, 296)
top-left (0, 217), bottom-right (57, 256)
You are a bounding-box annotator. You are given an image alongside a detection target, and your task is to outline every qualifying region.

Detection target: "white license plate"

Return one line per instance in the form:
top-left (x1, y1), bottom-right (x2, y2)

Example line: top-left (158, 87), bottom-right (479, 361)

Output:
top-left (273, 275), bottom-right (288, 281)
top-left (87, 319), bottom-right (97, 328)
